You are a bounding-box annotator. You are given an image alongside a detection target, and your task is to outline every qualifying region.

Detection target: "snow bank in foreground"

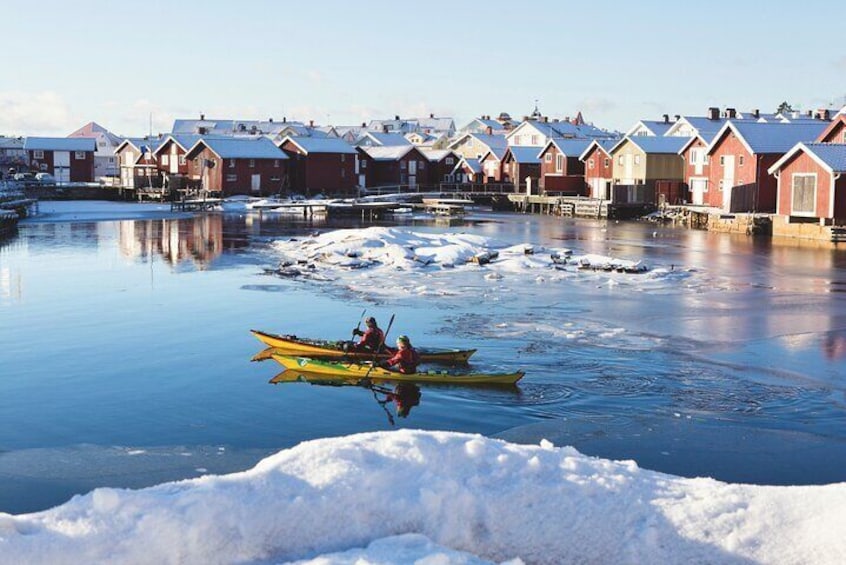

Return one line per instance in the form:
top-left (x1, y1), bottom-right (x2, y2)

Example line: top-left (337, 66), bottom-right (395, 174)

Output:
top-left (1, 430), bottom-right (843, 565)
top-left (269, 227), bottom-right (695, 297)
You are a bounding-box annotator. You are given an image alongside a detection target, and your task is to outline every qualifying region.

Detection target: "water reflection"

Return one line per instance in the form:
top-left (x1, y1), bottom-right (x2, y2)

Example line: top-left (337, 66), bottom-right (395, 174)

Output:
top-left (270, 369), bottom-right (422, 424)
top-left (118, 215), bottom-right (226, 268)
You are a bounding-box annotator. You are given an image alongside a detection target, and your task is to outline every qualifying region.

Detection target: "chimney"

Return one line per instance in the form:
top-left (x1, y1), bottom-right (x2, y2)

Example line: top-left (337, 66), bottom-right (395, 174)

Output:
top-left (823, 109), bottom-right (831, 120)
top-left (361, 122), bottom-right (366, 127)
top-left (726, 108), bottom-right (736, 118)
top-left (200, 113), bottom-right (205, 121)
top-left (394, 115), bottom-right (400, 120)
top-left (486, 126), bottom-right (492, 135)
top-left (674, 114), bottom-right (680, 122)
top-left (662, 114), bottom-right (669, 123)
top-left (269, 117), bottom-right (273, 123)
top-left (429, 113), bottom-right (434, 118)
top-left (383, 125), bottom-right (389, 133)
top-left (283, 117), bottom-right (287, 123)
top-left (708, 107), bottom-right (720, 120)
top-left (806, 110), bottom-right (813, 117)
top-left (752, 108), bottom-right (759, 119)
top-left (543, 116), bottom-right (549, 123)
top-left (309, 119), bottom-right (314, 127)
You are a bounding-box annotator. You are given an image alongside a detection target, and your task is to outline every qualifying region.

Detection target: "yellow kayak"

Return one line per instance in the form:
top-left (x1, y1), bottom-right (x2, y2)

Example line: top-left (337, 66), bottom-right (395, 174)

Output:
top-left (270, 354), bottom-right (524, 385)
top-left (251, 329), bottom-right (476, 364)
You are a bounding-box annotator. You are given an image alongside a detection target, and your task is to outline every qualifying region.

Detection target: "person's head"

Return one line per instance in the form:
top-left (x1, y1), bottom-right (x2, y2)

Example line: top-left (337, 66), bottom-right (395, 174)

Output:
top-left (396, 335), bottom-right (410, 349)
top-left (365, 316), bottom-right (377, 328)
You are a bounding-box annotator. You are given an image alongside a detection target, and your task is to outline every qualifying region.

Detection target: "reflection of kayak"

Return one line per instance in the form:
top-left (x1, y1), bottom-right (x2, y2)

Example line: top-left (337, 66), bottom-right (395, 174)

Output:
top-left (270, 354), bottom-right (524, 385)
top-left (251, 329), bottom-right (476, 364)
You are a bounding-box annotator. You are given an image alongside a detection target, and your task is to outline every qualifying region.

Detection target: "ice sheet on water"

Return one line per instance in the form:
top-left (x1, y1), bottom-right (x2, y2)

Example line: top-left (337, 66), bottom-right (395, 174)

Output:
top-left (269, 227), bottom-right (699, 300)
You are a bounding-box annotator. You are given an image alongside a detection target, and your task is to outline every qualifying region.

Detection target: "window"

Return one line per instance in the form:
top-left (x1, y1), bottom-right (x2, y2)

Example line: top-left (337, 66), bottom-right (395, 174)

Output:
top-left (109, 157), bottom-right (114, 163)
top-left (530, 135), bottom-right (538, 145)
top-left (634, 155), bottom-right (641, 165)
top-left (249, 159), bottom-right (255, 168)
top-left (556, 154), bottom-right (564, 172)
top-left (791, 174), bottom-right (816, 214)
top-left (739, 155), bottom-right (745, 166)
top-left (179, 155), bottom-right (186, 165)
top-left (445, 157), bottom-right (454, 165)
top-left (229, 159), bottom-right (236, 168)
top-left (341, 168), bottom-right (345, 178)
top-left (33, 150), bottom-right (44, 159)
top-left (719, 155), bottom-right (725, 166)
top-left (603, 158), bottom-right (610, 168)
top-left (361, 160), bottom-right (367, 169)
top-left (40, 163), bottom-right (48, 171)
top-left (341, 154), bottom-right (346, 162)
top-left (75, 151), bottom-right (86, 160)
top-left (719, 179), bottom-right (724, 191)
top-left (513, 135), bottom-right (521, 145)
top-left (704, 155), bottom-right (709, 165)
top-left (226, 174), bottom-right (237, 182)
top-left (545, 153), bottom-right (552, 163)
top-left (588, 158), bottom-right (595, 170)
top-left (400, 161), bottom-right (407, 170)
top-left (618, 155), bottom-right (624, 166)
top-left (419, 161), bottom-right (425, 169)
top-left (162, 155), bottom-right (169, 166)
top-left (689, 149), bottom-right (698, 164)
top-left (98, 141), bottom-right (106, 147)
top-left (274, 159), bottom-right (279, 168)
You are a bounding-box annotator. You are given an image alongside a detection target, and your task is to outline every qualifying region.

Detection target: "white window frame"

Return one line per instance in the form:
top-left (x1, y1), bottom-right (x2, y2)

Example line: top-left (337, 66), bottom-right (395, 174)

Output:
top-left (249, 159), bottom-right (255, 168)
top-left (33, 150), bottom-right (44, 159)
top-left (634, 155), bottom-right (641, 165)
top-left (445, 157), bottom-right (454, 165)
top-left (587, 158), bottom-right (594, 170)
top-left (75, 151), bottom-right (86, 160)
top-left (225, 174), bottom-right (237, 182)
top-left (161, 155), bottom-right (169, 166)
top-left (229, 159), bottom-right (236, 168)
top-left (545, 153), bottom-right (552, 163)
top-left (556, 154), bottom-right (564, 172)
top-left (790, 173), bottom-right (817, 216)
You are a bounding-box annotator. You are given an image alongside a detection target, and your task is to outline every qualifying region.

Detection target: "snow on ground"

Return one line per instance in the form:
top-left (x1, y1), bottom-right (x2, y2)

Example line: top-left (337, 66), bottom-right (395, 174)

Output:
top-left (1, 430), bottom-right (843, 565)
top-left (270, 227), bottom-right (697, 299)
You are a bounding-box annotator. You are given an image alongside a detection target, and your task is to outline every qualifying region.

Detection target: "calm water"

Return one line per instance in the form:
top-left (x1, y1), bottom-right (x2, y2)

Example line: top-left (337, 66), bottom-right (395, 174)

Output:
top-left (1, 205), bottom-right (846, 513)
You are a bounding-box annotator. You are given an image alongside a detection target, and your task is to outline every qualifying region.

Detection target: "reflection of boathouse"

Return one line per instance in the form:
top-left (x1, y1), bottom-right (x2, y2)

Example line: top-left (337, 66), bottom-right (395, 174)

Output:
top-left (118, 215), bottom-right (228, 268)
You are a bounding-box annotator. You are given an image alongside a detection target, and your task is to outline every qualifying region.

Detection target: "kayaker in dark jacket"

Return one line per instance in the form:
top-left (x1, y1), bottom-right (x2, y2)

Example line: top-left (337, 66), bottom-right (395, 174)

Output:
top-left (352, 317), bottom-right (385, 352)
top-left (383, 335), bottom-right (420, 374)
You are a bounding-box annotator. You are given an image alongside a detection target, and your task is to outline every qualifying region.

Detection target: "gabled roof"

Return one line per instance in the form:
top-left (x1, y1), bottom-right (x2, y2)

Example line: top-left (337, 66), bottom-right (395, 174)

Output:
top-left (664, 116), bottom-right (730, 138)
top-left (705, 121), bottom-right (829, 155)
top-left (24, 137), bottom-right (96, 151)
top-left (115, 137), bottom-right (163, 155)
top-left (539, 138), bottom-right (593, 159)
top-left (358, 145), bottom-right (417, 161)
top-left (578, 139), bottom-right (618, 161)
top-left (453, 157), bottom-right (481, 174)
top-left (504, 146), bottom-right (542, 164)
top-left (767, 142), bottom-right (846, 175)
top-left (815, 114), bottom-right (846, 142)
top-left (280, 136), bottom-right (357, 154)
top-left (152, 134), bottom-right (204, 156)
top-left (611, 136), bottom-right (691, 155)
top-left (447, 133), bottom-right (508, 151)
top-left (185, 137), bottom-right (288, 160)
top-left (626, 120), bottom-right (674, 137)
top-left (172, 118), bottom-right (298, 137)
top-left (508, 119), bottom-right (617, 141)
top-left (355, 131), bottom-right (412, 147)
top-left (67, 122), bottom-right (123, 145)
top-left (479, 147), bottom-right (508, 162)
top-left (418, 148), bottom-right (456, 162)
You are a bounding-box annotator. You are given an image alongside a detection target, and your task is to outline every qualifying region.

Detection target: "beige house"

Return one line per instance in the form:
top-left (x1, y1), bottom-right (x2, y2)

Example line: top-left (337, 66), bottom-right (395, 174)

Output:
top-left (447, 133), bottom-right (507, 160)
top-left (609, 136), bottom-right (689, 186)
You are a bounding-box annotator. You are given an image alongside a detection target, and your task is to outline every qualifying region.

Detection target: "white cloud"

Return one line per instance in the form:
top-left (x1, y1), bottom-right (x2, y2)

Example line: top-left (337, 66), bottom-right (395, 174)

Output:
top-left (0, 91), bottom-right (78, 136)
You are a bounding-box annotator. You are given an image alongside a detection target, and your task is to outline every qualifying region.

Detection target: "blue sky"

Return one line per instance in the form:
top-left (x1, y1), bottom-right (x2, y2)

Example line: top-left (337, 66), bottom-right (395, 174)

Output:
top-left (3, 0), bottom-right (845, 137)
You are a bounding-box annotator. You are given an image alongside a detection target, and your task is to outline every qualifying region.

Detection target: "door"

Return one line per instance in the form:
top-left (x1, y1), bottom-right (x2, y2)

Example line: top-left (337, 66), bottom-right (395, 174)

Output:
top-left (251, 174), bottom-right (261, 193)
top-left (54, 151), bottom-right (70, 184)
top-left (358, 174), bottom-right (366, 187)
top-left (408, 160), bottom-right (417, 187)
top-left (690, 178), bottom-right (707, 205)
top-left (622, 153), bottom-right (634, 184)
top-left (722, 155), bottom-right (735, 210)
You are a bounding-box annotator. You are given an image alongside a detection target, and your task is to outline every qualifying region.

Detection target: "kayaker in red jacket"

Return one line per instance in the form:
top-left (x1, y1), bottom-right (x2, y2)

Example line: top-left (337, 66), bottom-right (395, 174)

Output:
top-left (383, 335), bottom-right (420, 374)
top-left (352, 317), bottom-right (385, 352)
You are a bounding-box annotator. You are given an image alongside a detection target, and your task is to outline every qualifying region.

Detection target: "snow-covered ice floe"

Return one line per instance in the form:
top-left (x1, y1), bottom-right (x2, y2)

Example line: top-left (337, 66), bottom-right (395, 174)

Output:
top-left (268, 227), bottom-right (697, 297)
top-left (1, 430), bottom-right (843, 564)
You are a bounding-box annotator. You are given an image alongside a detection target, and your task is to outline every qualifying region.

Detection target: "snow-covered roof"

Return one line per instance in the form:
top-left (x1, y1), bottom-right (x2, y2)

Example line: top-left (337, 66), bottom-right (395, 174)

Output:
top-left (359, 145), bottom-right (416, 161)
top-left (172, 118), bottom-right (298, 137)
top-left (115, 137), bottom-right (163, 155)
top-left (418, 148), bottom-right (455, 162)
top-left (356, 132), bottom-right (413, 147)
top-left (626, 120), bottom-right (675, 136)
top-left (187, 137), bottom-right (288, 159)
top-left (67, 122), bottom-right (123, 146)
top-left (24, 137), bottom-right (96, 152)
top-left (152, 134), bottom-right (205, 155)
top-left (448, 133), bottom-right (508, 151)
top-left (281, 136), bottom-right (357, 155)
top-left (707, 121), bottom-right (828, 155)
top-left (768, 142), bottom-right (846, 175)
top-left (0, 137), bottom-right (24, 149)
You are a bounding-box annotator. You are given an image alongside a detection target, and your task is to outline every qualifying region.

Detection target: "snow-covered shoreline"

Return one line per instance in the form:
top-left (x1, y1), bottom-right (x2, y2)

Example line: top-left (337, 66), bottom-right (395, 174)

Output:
top-left (1, 430), bottom-right (843, 564)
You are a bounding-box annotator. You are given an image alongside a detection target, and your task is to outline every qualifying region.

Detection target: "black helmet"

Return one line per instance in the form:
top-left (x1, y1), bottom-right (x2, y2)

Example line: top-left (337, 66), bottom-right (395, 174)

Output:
top-left (365, 316), bottom-right (377, 325)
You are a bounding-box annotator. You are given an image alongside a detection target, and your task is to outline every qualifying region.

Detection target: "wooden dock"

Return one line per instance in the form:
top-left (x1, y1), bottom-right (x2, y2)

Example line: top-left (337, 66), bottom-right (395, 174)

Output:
top-left (170, 197), bottom-right (222, 212)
